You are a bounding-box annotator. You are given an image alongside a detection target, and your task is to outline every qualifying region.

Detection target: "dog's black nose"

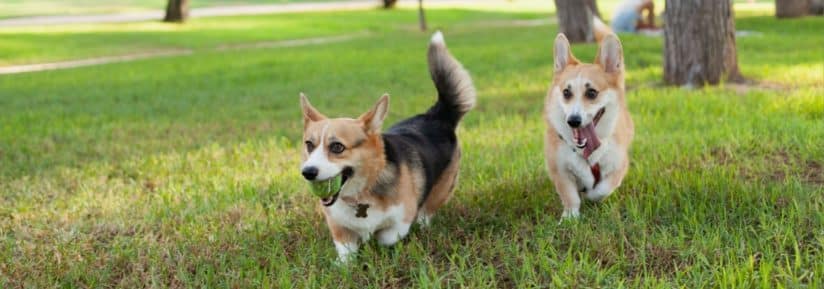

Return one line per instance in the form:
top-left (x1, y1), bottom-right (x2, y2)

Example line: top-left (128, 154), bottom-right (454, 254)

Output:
top-left (302, 167), bottom-right (319, 180)
top-left (567, 115), bottom-right (582, 128)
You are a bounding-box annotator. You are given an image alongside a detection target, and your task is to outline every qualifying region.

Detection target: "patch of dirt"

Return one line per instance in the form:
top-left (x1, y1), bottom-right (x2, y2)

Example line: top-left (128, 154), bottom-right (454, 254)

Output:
top-left (774, 196), bottom-right (790, 210)
top-left (710, 147), bottom-right (734, 165)
top-left (624, 243), bottom-right (682, 278)
top-left (759, 150), bottom-right (792, 183)
top-left (0, 49), bottom-right (192, 75)
top-left (726, 80), bottom-right (792, 95)
top-left (91, 223), bottom-right (137, 242)
top-left (143, 179), bottom-right (158, 193)
top-left (708, 146), bottom-right (822, 185)
top-left (802, 161), bottom-right (824, 185)
top-left (745, 150), bottom-right (823, 185)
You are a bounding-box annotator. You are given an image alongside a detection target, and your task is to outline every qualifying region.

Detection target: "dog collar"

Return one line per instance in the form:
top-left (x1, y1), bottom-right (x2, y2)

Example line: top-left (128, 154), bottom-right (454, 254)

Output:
top-left (590, 163), bottom-right (601, 187)
top-left (556, 134), bottom-right (603, 188)
top-left (557, 107), bottom-right (606, 188)
top-left (325, 195), bottom-right (371, 218)
top-left (593, 107), bottom-right (606, 124)
top-left (587, 108), bottom-right (605, 187)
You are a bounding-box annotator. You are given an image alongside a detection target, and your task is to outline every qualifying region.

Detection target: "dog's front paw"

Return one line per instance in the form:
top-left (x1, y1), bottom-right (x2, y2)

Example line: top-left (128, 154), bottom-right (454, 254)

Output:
top-left (334, 242), bottom-right (358, 264)
top-left (584, 189), bottom-right (607, 202)
top-left (585, 183), bottom-right (615, 202)
top-left (415, 213), bottom-right (432, 228)
top-left (334, 255), bottom-right (352, 265)
top-left (376, 222), bottom-right (411, 246)
top-left (559, 208), bottom-right (580, 224)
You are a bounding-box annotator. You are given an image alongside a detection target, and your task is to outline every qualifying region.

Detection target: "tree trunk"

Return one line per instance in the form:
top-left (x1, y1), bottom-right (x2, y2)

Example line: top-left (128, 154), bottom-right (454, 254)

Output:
top-left (554, 0), bottom-right (594, 43)
top-left (584, 0), bottom-right (602, 19)
top-left (418, 0), bottom-right (427, 31)
top-left (776, 0), bottom-right (810, 18)
top-left (664, 0), bottom-right (742, 86)
top-left (812, 0), bottom-right (824, 14)
top-left (164, 0), bottom-right (189, 22)
top-left (383, 0), bottom-right (398, 9)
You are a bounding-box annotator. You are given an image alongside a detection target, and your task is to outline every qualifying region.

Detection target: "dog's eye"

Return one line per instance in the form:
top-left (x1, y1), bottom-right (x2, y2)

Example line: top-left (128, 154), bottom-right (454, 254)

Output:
top-left (329, 142), bottom-right (345, 154)
top-left (305, 141), bottom-right (315, 152)
top-left (562, 88), bottom-right (573, 100)
top-left (585, 88), bottom-right (599, 100)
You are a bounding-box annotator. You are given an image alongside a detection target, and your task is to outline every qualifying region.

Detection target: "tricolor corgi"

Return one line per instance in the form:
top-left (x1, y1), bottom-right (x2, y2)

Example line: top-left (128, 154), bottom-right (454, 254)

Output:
top-left (299, 31), bottom-right (475, 262)
top-left (544, 33), bottom-right (635, 219)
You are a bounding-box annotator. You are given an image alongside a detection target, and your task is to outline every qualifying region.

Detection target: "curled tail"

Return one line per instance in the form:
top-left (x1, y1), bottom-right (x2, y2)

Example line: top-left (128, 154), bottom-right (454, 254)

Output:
top-left (426, 31), bottom-right (476, 128)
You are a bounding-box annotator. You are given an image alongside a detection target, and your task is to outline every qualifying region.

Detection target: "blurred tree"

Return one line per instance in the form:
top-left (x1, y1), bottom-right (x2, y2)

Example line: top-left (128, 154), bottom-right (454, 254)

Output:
top-left (664, 0), bottom-right (742, 86)
top-left (812, 0), bottom-right (824, 14)
top-left (585, 0), bottom-right (602, 18)
top-left (554, 0), bottom-right (595, 43)
top-left (776, 0), bottom-right (811, 18)
top-left (418, 0), bottom-right (427, 31)
top-left (164, 0), bottom-right (189, 22)
top-left (383, 0), bottom-right (398, 9)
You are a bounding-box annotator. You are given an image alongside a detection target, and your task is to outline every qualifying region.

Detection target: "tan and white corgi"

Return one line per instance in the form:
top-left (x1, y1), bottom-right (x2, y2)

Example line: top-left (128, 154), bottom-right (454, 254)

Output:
top-left (544, 33), bottom-right (634, 219)
top-left (299, 31), bottom-right (475, 262)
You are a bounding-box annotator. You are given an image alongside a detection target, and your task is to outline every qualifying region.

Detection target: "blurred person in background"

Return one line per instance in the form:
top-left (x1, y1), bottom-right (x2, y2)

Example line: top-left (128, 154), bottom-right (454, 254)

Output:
top-left (611, 0), bottom-right (660, 34)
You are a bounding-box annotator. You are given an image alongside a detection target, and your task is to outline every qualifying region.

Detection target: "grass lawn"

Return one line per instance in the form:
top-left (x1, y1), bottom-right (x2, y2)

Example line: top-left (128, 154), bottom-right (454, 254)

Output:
top-left (1, 5), bottom-right (822, 288)
top-left (0, 1), bottom-right (777, 67)
top-left (0, 9), bottom-right (545, 66)
top-left (0, 0), bottom-right (353, 19)
top-left (0, 0), bottom-right (775, 18)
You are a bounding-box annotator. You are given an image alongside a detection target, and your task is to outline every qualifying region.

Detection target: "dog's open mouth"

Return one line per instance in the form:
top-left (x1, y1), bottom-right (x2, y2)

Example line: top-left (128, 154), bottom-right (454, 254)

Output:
top-left (572, 129), bottom-right (589, 149)
top-left (571, 107), bottom-right (606, 158)
top-left (320, 167), bottom-right (353, 206)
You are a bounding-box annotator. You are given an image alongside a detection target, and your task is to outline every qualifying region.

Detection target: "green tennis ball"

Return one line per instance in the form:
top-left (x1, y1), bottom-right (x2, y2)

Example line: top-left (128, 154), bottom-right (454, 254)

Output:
top-left (309, 174), bottom-right (343, 198)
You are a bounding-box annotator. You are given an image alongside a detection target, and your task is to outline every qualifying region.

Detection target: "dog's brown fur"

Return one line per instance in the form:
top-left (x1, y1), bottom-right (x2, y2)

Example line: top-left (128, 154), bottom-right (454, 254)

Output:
top-left (300, 31), bottom-right (475, 262)
top-left (544, 33), bottom-right (634, 219)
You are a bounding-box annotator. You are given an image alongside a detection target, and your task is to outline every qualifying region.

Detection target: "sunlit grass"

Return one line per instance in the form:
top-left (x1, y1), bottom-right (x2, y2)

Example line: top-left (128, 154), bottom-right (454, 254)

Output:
top-left (0, 2), bottom-right (804, 66)
top-left (743, 63), bottom-right (824, 86)
top-left (0, 0), bottom-right (335, 18)
top-left (764, 87), bottom-right (824, 119)
top-left (1, 5), bottom-right (822, 288)
top-left (0, 9), bottom-right (545, 65)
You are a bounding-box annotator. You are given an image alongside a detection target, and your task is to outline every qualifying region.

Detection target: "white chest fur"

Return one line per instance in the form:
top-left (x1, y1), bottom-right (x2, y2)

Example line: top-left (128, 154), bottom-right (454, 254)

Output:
top-left (548, 97), bottom-right (624, 189)
top-left (326, 201), bottom-right (404, 241)
top-left (556, 138), bottom-right (623, 189)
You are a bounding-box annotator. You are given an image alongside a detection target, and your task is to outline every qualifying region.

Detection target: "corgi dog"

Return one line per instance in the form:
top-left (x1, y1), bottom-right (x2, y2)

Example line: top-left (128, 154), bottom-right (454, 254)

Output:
top-left (544, 33), bottom-right (634, 219)
top-left (299, 31), bottom-right (475, 262)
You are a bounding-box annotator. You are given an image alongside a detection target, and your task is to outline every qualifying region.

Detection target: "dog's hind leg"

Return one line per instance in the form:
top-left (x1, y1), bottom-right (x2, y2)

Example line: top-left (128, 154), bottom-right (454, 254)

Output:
top-left (417, 150), bottom-right (461, 227)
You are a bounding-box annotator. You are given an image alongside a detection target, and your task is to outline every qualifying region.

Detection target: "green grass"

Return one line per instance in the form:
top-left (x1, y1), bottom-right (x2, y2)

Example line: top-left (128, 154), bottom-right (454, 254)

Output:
top-left (0, 9), bottom-right (544, 66)
top-left (0, 0), bottom-right (778, 66)
top-left (1, 6), bottom-right (823, 288)
top-left (0, 0), bottom-right (348, 19)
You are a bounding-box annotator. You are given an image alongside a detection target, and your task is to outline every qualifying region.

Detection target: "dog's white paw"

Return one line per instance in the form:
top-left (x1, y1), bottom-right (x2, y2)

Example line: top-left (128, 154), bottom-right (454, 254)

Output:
top-left (415, 213), bottom-right (432, 227)
top-left (334, 242), bottom-right (358, 264)
top-left (559, 208), bottom-right (580, 224)
top-left (585, 183), bottom-right (614, 202)
top-left (376, 223), bottom-right (411, 246)
top-left (334, 256), bottom-right (352, 266)
top-left (377, 232), bottom-right (401, 246)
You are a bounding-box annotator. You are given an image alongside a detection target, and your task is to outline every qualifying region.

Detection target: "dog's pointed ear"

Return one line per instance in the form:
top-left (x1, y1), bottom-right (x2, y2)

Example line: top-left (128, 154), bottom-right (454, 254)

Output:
top-left (596, 34), bottom-right (623, 74)
top-left (554, 33), bottom-right (578, 73)
top-left (358, 94), bottom-right (389, 134)
top-left (300, 93), bottom-right (326, 124)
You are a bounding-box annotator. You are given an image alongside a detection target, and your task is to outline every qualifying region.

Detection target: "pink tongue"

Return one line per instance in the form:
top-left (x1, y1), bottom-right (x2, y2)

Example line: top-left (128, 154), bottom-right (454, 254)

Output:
top-left (576, 124), bottom-right (601, 159)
